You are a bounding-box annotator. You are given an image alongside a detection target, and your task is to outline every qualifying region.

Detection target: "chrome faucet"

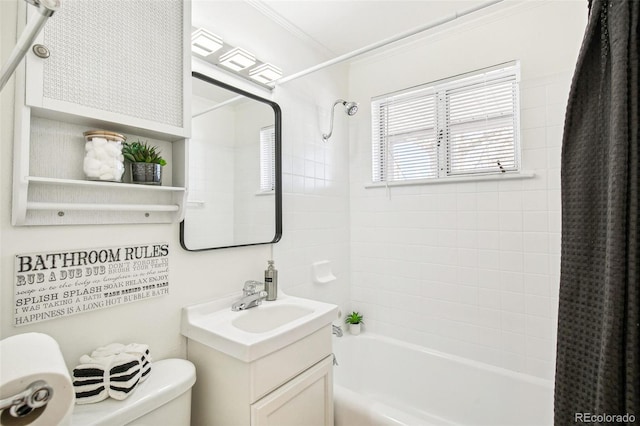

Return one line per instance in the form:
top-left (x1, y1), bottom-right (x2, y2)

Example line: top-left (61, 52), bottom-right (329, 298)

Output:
top-left (231, 280), bottom-right (268, 311)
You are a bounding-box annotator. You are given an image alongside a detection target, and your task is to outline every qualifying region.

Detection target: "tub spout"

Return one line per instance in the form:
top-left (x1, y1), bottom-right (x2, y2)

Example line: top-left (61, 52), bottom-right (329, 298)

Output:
top-left (332, 324), bottom-right (343, 337)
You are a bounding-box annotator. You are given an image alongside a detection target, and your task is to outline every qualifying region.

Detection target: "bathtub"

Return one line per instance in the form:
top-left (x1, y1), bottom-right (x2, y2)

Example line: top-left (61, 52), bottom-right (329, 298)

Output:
top-left (332, 333), bottom-right (553, 426)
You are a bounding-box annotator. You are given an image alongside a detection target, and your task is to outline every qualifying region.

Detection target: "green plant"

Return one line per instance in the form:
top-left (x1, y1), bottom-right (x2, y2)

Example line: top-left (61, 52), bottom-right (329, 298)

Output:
top-left (345, 311), bottom-right (364, 325)
top-left (122, 140), bottom-right (167, 166)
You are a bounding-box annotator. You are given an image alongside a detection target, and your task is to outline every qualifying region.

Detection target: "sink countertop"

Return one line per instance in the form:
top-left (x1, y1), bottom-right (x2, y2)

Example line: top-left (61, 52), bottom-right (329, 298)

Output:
top-left (181, 293), bottom-right (338, 362)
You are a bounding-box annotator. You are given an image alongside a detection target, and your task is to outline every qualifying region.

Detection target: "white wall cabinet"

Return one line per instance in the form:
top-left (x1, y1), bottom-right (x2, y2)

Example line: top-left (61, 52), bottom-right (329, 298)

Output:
top-left (187, 326), bottom-right (334, 426)
top-left (12, 0), bottom-right (191, 226)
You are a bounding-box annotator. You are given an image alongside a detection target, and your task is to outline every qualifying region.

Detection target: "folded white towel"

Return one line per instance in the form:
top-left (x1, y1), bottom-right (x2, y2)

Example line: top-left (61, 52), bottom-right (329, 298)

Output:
top-left (91, 343), bottom-right (126, 358)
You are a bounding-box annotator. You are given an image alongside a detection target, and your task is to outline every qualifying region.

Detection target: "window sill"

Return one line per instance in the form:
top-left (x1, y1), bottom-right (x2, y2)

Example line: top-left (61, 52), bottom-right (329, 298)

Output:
top-left (255, 190), bottom-right (275, 196)
top-left (364, 171), bottom-right (536, 189)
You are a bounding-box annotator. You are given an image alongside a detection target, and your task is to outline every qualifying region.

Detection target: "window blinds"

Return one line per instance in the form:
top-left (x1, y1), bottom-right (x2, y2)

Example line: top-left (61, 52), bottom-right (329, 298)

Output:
top-left (260, 125), bottom-right (276, 192)
top-left (372, 63), bottom-right (520, 183)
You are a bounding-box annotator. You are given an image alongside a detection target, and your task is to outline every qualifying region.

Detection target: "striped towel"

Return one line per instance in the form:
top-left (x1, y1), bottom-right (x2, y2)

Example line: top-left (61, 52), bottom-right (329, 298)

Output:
top-left (108, 352), bottom-right (142, 400)
top-left (122, 344), bottom-right (152, 382)
top-left (72, 343), bottom-right (153, 404)
top-left (72, 354), bottom-right (112, 404)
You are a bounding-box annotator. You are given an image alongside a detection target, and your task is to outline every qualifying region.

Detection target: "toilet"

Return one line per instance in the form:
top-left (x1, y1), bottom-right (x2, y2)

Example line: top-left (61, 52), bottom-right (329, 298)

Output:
top-left (71, 358), bottom-right (196, 426)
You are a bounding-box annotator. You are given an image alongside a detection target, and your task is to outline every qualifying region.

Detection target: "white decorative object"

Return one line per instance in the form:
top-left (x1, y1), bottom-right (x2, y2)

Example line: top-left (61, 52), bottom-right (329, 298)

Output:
top-left (83, 130), bottom-right (125, 182)
top-left (312, 260), bottom-right (336, 284)
top-left (349, 323), bottom-right (361, 335)
top-left (13, 243), bottom-right (170, 326)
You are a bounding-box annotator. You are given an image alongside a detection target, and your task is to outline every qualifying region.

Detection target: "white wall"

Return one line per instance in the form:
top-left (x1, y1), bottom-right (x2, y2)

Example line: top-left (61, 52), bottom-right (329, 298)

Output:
top-left (347, 1), bottom-right (587, 379)
top-left (0, 0), bottom-right (350, 371)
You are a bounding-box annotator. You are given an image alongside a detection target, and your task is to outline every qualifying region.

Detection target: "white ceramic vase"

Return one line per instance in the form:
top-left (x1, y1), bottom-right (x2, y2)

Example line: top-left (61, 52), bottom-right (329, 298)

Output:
top-left (349, 323), bottom-right (361, 335)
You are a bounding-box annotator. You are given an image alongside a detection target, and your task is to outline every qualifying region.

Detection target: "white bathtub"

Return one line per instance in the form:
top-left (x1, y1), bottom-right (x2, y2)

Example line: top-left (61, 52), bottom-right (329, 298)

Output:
top-left (332, 333), bottom-right (553, 426)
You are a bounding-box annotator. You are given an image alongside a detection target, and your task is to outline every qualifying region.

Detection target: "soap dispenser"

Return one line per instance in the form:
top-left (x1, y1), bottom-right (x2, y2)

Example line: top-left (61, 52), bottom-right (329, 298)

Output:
top-left (265, 260), bottom-right (278, 301)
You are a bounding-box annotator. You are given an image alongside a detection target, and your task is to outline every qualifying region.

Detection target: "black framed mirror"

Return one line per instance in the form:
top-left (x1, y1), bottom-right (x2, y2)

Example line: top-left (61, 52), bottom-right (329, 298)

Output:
top-left (180, 72), bottom-right (282, 251)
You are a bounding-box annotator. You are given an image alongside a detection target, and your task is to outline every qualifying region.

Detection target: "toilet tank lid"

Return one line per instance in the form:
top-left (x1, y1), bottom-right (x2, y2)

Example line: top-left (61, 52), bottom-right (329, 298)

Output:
top-left (71, 358), bottom-right (196, 426)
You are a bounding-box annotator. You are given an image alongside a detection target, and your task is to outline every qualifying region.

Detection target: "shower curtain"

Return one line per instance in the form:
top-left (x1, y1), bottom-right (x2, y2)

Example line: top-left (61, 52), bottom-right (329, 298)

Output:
top-left (554, 0), bottom-right (639, 424)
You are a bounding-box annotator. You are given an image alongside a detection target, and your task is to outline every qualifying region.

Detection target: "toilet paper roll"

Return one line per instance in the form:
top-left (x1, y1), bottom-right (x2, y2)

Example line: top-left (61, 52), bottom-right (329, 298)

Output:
top-left (0, 333), bottom-right (74, 426)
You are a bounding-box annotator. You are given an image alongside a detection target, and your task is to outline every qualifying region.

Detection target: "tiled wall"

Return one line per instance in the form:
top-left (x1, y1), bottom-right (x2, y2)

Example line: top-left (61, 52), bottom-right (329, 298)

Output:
top-left (348, 2), bottom-right (586, 379)
top-left (272, 69), bottom-right (352, 315)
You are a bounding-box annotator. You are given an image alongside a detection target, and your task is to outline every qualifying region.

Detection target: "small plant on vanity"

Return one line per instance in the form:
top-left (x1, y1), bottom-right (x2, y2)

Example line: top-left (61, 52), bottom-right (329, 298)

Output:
top-left (122, 140), bottom-right (167, 185)
top-left (345, 311), bottom-right (364, 335)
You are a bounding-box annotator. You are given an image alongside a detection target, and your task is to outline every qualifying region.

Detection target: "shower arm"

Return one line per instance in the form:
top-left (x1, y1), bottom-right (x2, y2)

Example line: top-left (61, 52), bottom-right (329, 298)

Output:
top-left (0, 0), bottom-right (61, 92)
top-left (322, 99), bottom-right (346, 142)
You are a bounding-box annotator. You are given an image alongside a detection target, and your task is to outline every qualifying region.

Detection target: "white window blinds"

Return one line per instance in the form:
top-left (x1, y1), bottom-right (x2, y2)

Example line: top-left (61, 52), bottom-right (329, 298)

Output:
top-left (260, 125), bottom-right (276, 192)
top-left (372, 62), bottom-right (520, 183)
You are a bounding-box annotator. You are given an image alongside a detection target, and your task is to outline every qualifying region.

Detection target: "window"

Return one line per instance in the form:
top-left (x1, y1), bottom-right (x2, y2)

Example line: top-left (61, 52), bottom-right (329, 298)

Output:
top-left (372, 62), bottom-right (521, 183)
top-left (259, 125), bottom-right (276, 192)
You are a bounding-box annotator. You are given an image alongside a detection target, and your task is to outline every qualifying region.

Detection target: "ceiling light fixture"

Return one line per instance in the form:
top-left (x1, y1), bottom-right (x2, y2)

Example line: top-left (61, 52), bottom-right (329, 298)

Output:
top-left (218, 47), bottom-right (256, 72)
top-left (191, 28), bottom-right (223, 57)
top-left (249, 63), bottom-right (283, 85)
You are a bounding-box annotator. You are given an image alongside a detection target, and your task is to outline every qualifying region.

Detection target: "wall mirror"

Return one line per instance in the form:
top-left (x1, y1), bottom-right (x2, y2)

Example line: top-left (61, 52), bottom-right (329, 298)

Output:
top-left (180, 72), bottom-right (282, 251)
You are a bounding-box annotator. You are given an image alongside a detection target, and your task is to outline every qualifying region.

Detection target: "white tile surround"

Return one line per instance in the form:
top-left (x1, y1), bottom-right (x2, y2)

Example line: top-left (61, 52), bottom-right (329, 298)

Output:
top-left (347, 1), bottom-right (587, 379)
top-left (272, 71), bottom-right (352, 316)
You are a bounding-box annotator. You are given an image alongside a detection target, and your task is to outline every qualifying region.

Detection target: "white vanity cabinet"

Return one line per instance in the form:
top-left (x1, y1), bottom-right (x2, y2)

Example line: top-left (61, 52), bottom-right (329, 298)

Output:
top-left (187, 326), bottom-right (334, 426)
top-left (12, 0), bottom-right (191, 225)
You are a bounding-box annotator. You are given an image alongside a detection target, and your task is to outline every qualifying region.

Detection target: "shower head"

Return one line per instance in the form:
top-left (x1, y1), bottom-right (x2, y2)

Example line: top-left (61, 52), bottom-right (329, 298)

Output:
top-left (322, 99), bottom-right (359, 142)
top-left (344, 101), bottom-right (359, 116)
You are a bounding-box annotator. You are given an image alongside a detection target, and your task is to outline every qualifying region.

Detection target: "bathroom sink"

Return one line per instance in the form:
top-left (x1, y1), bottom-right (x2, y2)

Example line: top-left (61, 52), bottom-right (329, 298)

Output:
top-left (231, 304), bottom-right (314, 333)
top-left (181, 294), bottom-right (338, 362)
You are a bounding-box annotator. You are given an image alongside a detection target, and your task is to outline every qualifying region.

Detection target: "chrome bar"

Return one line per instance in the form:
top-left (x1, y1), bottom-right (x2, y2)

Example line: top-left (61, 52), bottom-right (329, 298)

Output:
top-left (0, 380), bottom-right (53, 418)
top-left (0, 0), bottom-right (60, 92)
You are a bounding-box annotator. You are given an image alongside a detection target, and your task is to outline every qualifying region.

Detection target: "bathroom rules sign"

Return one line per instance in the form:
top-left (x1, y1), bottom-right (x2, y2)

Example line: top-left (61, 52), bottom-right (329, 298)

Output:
top-left (13, 243), bottom-right (169, 326)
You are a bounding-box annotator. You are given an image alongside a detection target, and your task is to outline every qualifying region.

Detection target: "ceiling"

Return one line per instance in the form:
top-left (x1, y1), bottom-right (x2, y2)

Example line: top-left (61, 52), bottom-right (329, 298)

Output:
top-left (192, 0), bottom-right (496, 76)
top-left (246, 0), bottom-right (489, 57)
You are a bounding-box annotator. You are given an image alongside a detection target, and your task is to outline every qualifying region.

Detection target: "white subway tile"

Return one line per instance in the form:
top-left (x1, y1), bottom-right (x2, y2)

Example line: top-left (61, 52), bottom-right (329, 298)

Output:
top-left (524, 232), bottom-right (549, 253)
top-left (500, 231), bottom-right (524, 252)
top-left (499, 251), bottom-right (524, 272)
top-left (501, 331), bottom-right (527, 354)
top-left (524, 274), bottom-right (551, 297)
top-left (525, 294), bottom-right (551, 317)
top-left (500, 291), bottom-right (526, 313)
top-left (501, 311), bottom-right (526, 334)
top-left (499, 211), bottom-right (523, 231)
top-left (479, 289), bottom-right (502, 310)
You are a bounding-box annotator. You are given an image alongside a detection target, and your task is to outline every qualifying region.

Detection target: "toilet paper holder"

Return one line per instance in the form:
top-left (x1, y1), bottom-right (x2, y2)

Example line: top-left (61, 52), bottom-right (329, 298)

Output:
top-left (0, 380), bottom-right (53, 418)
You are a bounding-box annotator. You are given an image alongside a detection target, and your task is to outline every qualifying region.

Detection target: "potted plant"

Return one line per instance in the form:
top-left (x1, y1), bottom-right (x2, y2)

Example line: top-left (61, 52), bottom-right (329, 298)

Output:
top-left (345, 311), bottom-right (364, 335)
top-left (122, 140), bottom-right (167, 185)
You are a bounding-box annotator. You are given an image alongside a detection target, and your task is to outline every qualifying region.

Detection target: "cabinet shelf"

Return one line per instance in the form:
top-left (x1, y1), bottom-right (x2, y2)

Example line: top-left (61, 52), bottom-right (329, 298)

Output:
top-left (14, 172), bottom-right (187, 226)
top-left (27, 202), bottom-right (180, 213)
top-left (25, 176), bottom-right (186, 192)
